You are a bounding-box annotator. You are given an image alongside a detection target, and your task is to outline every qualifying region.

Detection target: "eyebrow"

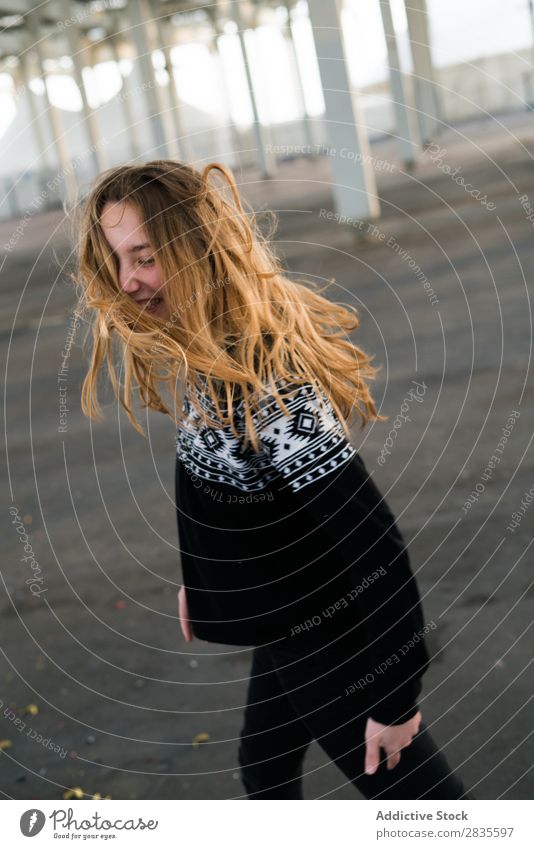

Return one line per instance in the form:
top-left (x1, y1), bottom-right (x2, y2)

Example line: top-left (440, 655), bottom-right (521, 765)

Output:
top-left (126, 242), bottom-right (151, 254)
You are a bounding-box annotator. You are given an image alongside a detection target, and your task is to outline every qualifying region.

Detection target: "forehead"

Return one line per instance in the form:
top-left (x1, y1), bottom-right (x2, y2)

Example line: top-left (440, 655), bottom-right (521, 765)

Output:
top-left (99, 202), bottom-right (150, 252)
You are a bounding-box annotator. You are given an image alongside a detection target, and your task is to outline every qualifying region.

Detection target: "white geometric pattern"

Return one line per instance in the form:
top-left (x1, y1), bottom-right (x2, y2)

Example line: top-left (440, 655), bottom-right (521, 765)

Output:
top-left (176, 377), bottom-right (357, 493)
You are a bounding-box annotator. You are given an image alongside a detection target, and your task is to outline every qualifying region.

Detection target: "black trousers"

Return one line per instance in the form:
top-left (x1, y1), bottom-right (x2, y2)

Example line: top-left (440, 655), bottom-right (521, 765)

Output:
top-left (238, 631), bottom-right (475, 800)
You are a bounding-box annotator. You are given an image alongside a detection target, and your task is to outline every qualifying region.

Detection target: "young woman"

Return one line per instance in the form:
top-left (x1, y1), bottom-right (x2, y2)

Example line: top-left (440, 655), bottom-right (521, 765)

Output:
top-left (73, 159), bottom-right (474, 800)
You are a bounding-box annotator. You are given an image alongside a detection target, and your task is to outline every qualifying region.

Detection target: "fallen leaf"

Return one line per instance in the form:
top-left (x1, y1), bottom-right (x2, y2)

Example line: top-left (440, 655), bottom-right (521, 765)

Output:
top-left (62, 787), bottom-right (84, 800)
top-left (20, 704), bottom-right (39, 716)
top-left (114, 600), bottom-right (127, 609)
top-left (192, 732), bottom-right (210, 748)
top-left (0, 740), bottom-right (12, 750)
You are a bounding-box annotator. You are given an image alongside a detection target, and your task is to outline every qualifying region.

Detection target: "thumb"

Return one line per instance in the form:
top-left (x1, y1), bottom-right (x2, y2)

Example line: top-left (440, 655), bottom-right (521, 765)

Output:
top-left (364, 734), bottom-right (381, 776)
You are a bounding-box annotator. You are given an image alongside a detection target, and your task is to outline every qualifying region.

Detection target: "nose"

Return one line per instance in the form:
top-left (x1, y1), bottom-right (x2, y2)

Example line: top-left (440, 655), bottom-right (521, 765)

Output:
top-left (119, 270), bottom-right (142, 295)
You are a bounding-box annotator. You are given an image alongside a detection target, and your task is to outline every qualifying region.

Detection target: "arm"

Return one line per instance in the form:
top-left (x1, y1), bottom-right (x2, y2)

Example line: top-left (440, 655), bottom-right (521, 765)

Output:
top-left (254, 379), bottom-right (431, 726)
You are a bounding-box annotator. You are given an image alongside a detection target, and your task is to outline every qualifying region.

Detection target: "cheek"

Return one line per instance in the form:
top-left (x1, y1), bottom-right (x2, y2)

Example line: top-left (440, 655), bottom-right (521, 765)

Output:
top-left (145, 269), bottom-right (165, 292)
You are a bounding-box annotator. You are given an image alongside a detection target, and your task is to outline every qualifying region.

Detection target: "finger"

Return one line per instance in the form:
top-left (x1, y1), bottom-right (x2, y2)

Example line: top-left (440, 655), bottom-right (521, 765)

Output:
top-left (178, 597), bottom-right (193, 642)
top-left (364, 737), bottom-right (381, 775)
top-left (180, 613), bottom-right (192, 642)
top-left (180, 616), bottom-right (193, 643)
top-left (386, 751), bottom-right (402, 770)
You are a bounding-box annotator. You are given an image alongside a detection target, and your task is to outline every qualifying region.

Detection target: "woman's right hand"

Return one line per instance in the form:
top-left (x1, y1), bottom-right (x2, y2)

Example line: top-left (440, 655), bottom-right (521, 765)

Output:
top-left (364, 711), bottom-right (422, 775)
top-left (178, 585), bottom-right (193, 642)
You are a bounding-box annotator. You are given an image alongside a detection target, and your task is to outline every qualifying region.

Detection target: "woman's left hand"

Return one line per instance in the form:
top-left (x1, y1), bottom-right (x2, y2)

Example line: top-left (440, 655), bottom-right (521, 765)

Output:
top-left (178, 585), bottom-right (193, 643)
top-left (364, 711), bottom-right (422, 775)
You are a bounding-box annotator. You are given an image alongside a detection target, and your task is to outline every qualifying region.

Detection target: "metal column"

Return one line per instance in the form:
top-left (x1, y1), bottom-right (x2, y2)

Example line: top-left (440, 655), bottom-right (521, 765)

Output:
top-left (127, 0), bottom-right (178, 157)
top-left (58, 0), bottom-right (107, 176)
top-left (108, 33), bottom-right (143, 160)
top-left (306, 0), bottom-right (380, 221)
top-left (17, 54), bottom-right (55, 170)
top-left (153, 14), bottom-right (190, 163)
top-left (379, 0), bottom-right (420, 167)
top-left (284, 0), bottom-right (315, 152)
top-left (207, 6), bottom-right (246, 171)
top-left (26, 12), bottom-right (78, 204)
top-left (232, 0), bottom-right (275, 178)
top-left (403, 0), bottom-right (441, 143)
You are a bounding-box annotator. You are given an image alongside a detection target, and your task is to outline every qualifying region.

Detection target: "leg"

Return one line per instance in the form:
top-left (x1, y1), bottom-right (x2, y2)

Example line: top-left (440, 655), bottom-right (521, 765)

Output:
top-left (238, 645), bottom-right (314, 799)
top-left (269, 635), bottom-right (474, 800)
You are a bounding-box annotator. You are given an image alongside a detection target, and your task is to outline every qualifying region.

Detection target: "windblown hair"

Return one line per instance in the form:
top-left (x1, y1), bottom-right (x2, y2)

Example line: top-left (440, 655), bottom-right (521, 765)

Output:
top-left (71, 159), bottom-right (387, 451)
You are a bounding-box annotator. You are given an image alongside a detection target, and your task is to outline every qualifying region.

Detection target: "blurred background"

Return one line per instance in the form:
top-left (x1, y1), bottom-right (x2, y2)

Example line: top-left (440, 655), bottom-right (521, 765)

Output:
top-left (1, 0), bottom-right (534, 800)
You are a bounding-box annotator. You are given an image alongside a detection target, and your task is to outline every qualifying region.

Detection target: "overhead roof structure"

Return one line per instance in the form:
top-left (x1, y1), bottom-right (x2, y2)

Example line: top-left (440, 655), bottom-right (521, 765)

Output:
top-left (0, 0), bottom-right (442, 223)
top-left (0, 0), bottom-right (285, 61)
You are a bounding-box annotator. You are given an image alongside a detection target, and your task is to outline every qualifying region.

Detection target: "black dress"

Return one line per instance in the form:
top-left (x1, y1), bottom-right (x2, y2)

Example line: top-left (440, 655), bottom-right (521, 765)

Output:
top-left (174, 374), bottom-right (431, 727)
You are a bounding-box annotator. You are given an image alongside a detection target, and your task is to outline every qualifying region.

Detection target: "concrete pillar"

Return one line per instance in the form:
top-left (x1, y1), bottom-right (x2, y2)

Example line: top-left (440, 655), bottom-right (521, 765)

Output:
top-left (108, 33), bottom-right (143, 159)
top-left (26, 12), bottom-right (78, 204)
top-left (379, 0), bottom-right (420, 167)
top-left (284, 0), bottom-right (315, 152)
top-left (232, 0), bottom-right (275, 178)
top-left (153, 13), bottom-right (191, 163)
top-left (58, 0), bottom-right (106, 175)
top-left (403, 0), bottom-right (442, 143)
top-left (127, 0), bottom-right (178, 157)
top-left (306, 0), bottom-right (380, 221)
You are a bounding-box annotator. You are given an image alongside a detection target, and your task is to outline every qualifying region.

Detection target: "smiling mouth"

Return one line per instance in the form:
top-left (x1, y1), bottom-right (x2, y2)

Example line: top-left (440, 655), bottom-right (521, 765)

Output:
top-left (136, 296), bottom-right (163, 313)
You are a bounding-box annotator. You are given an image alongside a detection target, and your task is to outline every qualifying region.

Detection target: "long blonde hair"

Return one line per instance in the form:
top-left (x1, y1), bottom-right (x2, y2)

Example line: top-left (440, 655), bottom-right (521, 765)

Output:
top-left (71, 159), bottom-right (387, 451)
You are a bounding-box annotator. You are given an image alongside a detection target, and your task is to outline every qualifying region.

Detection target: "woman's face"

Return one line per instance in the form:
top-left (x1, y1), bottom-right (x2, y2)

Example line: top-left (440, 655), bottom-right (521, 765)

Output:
top-left (100, 201), bottom-right (170, 320)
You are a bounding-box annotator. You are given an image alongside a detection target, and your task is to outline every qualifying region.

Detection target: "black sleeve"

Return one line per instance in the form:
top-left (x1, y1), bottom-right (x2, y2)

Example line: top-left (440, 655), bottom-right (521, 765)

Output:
top-left (255, 380), bottom-right (431, 725)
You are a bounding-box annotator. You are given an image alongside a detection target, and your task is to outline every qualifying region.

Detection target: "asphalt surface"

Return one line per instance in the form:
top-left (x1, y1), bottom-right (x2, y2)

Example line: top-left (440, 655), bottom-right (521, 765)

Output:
top-left (2, 108), bottom-right (534, 800)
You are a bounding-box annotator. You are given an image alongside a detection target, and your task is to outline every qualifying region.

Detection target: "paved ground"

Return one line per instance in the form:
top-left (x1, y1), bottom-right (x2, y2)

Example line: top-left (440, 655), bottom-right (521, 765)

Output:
top-left (2, 107), bottom-right (534, 800)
